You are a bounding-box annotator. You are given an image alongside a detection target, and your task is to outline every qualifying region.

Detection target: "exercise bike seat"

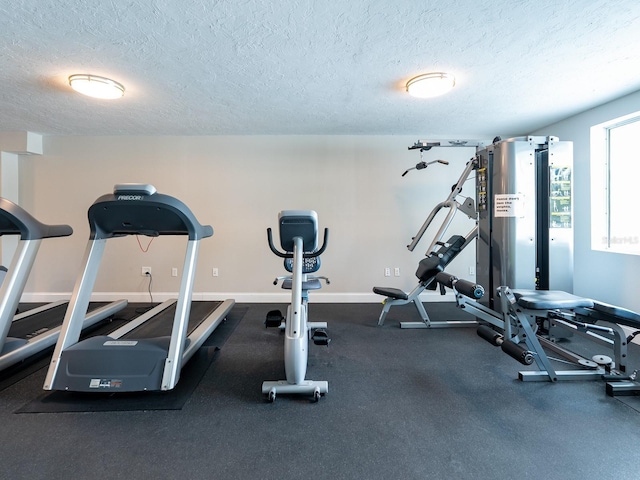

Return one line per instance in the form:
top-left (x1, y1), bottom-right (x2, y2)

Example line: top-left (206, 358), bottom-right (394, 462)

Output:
top-left (282, 277), bottom-right (323, 290)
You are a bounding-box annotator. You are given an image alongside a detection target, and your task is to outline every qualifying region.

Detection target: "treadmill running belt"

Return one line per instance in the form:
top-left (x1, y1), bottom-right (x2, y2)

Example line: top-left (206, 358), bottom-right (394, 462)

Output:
top-left (125, 301), bottom-right (223, 339)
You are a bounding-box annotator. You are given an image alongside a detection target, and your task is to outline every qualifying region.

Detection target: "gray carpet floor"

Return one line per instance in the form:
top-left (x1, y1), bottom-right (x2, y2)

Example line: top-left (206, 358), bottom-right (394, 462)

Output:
top-left (1, 302), bottom-right (640, 480)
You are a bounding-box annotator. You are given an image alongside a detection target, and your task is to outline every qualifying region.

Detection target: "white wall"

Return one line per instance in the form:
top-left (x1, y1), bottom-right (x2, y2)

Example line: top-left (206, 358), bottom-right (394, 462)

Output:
top-left (535, 89), bottom-right (640, 312)
top-left (16, 135), bottom-right (477, 303)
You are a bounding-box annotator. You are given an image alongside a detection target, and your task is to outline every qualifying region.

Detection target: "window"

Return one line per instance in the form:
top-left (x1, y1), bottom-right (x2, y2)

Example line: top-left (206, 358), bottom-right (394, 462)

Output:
top-left (591, 112), bottom-right (640, 255)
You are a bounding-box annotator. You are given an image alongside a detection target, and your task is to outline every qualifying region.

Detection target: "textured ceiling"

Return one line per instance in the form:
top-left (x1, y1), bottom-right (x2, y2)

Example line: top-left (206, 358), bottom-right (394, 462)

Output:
top-left (1, 0), bottom-right (640, 137)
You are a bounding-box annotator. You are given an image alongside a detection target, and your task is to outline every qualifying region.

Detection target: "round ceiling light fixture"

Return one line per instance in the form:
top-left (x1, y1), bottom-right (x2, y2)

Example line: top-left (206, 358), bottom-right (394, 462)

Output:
top-left (406, 72), bottom-right (455, 98)
top-left (68, 74), bottom-right (125, 99)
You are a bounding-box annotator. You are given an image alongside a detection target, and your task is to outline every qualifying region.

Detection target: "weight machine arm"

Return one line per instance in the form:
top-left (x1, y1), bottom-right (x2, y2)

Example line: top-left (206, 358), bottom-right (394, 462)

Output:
top-left (407, 157), bottom-right (479, 253)
top-left (402, 159), bottom-right (449, 177)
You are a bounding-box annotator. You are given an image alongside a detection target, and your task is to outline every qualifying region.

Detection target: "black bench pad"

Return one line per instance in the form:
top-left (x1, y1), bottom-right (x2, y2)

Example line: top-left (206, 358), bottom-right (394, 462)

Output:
top-left (590, 301), bottom-right (640, 329)
top-left (513, 290), bottom-right (594, 310)
top-left (415, 235), bottom-right (466, 284)
top-left (372, 287), bottom-right (408, 300)
top-left (511, 290), bottom-right (640, 329)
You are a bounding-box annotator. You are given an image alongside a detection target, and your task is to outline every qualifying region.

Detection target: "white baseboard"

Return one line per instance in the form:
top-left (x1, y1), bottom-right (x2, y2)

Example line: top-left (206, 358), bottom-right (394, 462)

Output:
top-left (21, 290), bottom-right (456, 304)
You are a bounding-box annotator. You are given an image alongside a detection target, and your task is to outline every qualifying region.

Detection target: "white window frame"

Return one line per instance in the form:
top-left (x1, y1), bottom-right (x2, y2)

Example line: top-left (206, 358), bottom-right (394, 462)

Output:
top-left (590, 111), bottom-right (640, 255)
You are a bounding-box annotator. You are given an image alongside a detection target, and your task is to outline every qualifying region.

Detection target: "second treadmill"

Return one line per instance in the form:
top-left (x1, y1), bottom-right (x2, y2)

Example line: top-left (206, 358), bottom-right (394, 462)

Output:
top-left (0, 197), bottom-right (127, 373)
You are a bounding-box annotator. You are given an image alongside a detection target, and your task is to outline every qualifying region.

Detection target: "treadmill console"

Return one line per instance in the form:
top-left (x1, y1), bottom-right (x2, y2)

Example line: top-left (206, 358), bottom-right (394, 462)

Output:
top-left (113, 184), bottom-right (157, 197)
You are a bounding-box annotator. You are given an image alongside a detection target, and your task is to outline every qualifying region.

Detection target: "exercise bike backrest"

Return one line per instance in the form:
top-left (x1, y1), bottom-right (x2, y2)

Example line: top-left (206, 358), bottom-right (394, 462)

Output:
top-left (267, 210), bottom-right (329, 265)
top-left (284, 256), bottom-right (320, 274)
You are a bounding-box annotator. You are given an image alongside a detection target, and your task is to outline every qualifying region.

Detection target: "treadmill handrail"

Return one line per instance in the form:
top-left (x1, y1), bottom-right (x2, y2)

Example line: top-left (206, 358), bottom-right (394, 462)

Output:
top-left (0, 197), bottom-right (73, 240)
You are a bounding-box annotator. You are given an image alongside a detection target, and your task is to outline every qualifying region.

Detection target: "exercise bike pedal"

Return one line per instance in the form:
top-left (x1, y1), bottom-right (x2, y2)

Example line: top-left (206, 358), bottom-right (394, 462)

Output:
top-left (312, 328), bottom-right (331, 346)
top-left (265, 309), bottom-right (285, 328)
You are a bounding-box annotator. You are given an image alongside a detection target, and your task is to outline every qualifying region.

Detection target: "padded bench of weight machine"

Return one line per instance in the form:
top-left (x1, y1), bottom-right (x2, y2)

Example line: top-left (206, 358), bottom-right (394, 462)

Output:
top-left (372, 253), bottom-right (448, 301)
top-left (374, 235), bottom-right (465, 300)
top-left (578, 301), bottom-right (640, 329)
top-left (591, 302), bottom-right (640, 396)
top-left (372, 287), bottom-right (408, 300)
top-left (512, 290), bottom-right (640, 330)
top-left (511, 290), bottom-right (640, 396)
top-left (372, 255), bottom-right (446, 301)
top-left (373, 235), bottom-right (467, 327)
top-left (511, 291), bottom-right (640, 366)
top-left (438, 279), bottom-right (639, 391)
top-left (512, 290), bottom-right (594, 310)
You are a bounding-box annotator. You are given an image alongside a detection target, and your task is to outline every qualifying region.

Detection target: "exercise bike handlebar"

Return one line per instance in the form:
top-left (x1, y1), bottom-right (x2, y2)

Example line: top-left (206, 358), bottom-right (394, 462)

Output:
top-left (267, 227), bottom-right (329, 259)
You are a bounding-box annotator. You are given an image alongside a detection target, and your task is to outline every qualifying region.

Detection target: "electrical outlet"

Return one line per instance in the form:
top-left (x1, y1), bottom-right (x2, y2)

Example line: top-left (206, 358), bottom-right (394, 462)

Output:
top-left (171, 267), bottom-right (178, 277)
top-left (212, 268), bottom-right (219, 277)
top-left (141, 266), bottom-right (152, 276)
top-left (384, 267), bottom-right (391, 277)
top-left (394, 267), bottom-right (400, 277)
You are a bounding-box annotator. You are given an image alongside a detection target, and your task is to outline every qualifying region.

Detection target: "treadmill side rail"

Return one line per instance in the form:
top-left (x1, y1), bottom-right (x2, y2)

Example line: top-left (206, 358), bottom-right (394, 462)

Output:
top-left (182, 299), bottom-right (235, 364)
top-left (0, 299), bottom-right (127, 372)
top-left (44, 239), bottom-right (108, 390)
top-left (161, 239), bottom-right (199, 391)
top-left (0, 239), bottom-right (43, 347)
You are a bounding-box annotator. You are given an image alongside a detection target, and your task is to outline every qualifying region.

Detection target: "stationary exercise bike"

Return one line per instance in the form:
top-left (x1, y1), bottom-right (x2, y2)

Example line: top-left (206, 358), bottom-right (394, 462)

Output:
top-left (263, 210), bottom-right (330, 402)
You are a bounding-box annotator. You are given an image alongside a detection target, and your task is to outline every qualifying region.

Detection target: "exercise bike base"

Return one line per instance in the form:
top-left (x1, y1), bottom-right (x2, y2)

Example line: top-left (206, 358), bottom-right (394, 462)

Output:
top-left (262, 380), bottom-right (328, 401)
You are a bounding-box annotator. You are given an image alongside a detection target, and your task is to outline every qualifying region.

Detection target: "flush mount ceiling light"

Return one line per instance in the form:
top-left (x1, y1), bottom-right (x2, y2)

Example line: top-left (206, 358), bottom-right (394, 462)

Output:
top-left (68, 74), bottom-right (125, 99)
top-left (406, 72), bottom-right (455, 98)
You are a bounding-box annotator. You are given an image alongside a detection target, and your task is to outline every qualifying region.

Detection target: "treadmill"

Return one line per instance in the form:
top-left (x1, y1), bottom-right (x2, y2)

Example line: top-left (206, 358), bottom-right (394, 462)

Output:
top-left (44, 184), bottom-right (235, 392)
top-left (0, 197), bottom-right (128, 372)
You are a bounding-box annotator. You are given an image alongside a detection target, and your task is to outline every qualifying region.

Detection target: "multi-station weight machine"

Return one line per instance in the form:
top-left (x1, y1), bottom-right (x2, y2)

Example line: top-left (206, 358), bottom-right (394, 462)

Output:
top-left (375, 137), bottom-right (640, 394)
top-left (376, 136), bottom-right (573, 326)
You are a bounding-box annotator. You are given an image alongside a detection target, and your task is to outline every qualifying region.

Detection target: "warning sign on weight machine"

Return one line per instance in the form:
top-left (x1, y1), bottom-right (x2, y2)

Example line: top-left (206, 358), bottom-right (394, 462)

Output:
top-left (494, 194), bottom-right (525, 218)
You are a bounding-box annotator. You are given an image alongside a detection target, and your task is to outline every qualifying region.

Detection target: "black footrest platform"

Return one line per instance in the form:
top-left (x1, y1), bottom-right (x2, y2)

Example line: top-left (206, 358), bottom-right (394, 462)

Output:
top-left (372, 286), bottom-right (408, 300)
top-left (265, 309), bottom-right (284, 328)
top-left (312, 328), bottom-right (331, 346)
